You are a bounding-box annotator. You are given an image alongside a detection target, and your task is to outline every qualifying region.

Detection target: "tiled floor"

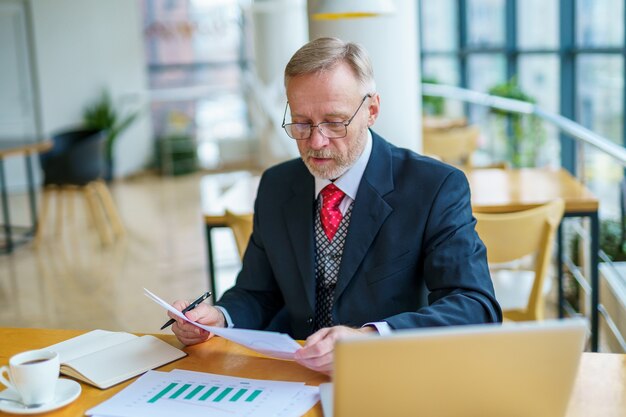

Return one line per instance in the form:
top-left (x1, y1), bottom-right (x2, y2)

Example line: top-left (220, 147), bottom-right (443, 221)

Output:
top-left (0, 172), bottom-right (241, 335)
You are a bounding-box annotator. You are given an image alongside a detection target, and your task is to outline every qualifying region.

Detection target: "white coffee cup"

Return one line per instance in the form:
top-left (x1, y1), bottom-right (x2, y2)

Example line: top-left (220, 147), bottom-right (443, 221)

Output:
top-left (0, 350), bottom-right (60, 406)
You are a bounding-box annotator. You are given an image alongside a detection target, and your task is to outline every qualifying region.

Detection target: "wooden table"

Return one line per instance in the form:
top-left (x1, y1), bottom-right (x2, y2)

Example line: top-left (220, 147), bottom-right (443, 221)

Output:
top-left (201, 171), bottom-right (259, 294)
top-left (0, 328), bottom-right (624, 417)
top-left (467, 168), bottom-right (601, 351)
top-left (466, 168), bottom-right (598, 214)
top-left (0, 328), bottom-right (327, 417)
top-left (0, 140), bottom-right (51, 253)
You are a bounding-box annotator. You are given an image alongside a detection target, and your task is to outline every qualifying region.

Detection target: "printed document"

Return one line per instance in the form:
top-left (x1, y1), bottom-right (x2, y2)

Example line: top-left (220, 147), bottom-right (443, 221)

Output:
top-left (144, 288), bottom-right (302, 360)
top-left (87, 369), bottom-right (319, 417)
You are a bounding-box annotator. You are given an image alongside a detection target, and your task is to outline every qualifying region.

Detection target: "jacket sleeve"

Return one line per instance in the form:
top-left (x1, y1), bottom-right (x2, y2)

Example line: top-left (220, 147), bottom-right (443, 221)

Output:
top-left (384, 169), bottom-right (502, 329)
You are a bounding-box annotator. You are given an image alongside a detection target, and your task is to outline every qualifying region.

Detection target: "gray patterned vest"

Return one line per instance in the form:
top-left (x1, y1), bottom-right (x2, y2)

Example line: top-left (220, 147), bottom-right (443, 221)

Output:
top-left (313, 197), bottom-right (354, 330)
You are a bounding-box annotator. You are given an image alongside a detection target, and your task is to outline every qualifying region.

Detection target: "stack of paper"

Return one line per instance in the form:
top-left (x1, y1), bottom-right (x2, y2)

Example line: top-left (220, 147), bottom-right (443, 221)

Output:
top-left (87, 369), bottom-right (320, 417)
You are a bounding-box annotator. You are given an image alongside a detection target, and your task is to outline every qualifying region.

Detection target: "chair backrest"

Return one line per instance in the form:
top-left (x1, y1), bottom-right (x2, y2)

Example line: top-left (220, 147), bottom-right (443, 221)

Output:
top-left (224, 210), bottom-right (253, 259)
top-left (40, 128), bottom-right (105, 186)
top-left (423, 125), bottom-right (480, 168)
top-left (474, 199), bottom-right (565, 320)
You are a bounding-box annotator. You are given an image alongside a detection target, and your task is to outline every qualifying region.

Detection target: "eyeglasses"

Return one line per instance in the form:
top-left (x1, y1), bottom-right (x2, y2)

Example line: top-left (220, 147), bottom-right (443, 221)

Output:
top-left (282, 94), bottom-right (371, 140)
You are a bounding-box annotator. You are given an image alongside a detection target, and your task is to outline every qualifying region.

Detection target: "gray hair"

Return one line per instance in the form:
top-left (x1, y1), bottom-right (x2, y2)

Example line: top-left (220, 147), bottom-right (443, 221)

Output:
top-left (284, 37), bottom-right (376, 93)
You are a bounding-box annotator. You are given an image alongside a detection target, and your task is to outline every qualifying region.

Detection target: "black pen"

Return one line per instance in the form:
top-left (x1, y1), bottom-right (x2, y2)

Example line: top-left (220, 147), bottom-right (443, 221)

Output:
top-left (160, 291), bottom-right (212, 330)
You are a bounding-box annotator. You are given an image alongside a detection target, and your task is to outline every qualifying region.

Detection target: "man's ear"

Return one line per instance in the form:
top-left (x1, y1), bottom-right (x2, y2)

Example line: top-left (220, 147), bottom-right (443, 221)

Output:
top-left (367, 94), bottom-right (381, 126)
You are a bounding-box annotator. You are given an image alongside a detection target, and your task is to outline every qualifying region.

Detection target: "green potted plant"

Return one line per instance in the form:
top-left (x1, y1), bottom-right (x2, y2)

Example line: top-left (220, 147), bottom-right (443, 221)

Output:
top-left (153, 109), bottom-right (197, 176)
top-left (488, 77), bottom-right (545, 168)
top-left (598, 219), bottom-right (626, 262)
top-left (154, 132), bottom-right (198, 176)
top-left (83, 90), bottom-right (139, 181)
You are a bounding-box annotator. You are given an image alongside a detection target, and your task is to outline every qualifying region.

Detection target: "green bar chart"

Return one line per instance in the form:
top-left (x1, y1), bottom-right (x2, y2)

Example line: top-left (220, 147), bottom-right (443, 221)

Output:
top-left (148, 382), bottom-right (264, 404)
top-left (88, 370), bottom-right (319, 417)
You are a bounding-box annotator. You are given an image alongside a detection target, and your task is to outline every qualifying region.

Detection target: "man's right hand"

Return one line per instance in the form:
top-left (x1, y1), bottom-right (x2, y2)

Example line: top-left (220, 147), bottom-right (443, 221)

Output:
top-left (168, 300), bottom-right (226, 346)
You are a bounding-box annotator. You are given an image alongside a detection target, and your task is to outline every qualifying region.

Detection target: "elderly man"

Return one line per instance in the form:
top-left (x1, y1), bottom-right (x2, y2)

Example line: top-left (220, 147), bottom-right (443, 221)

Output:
top-left (168, 37), bottom-right (501, 374)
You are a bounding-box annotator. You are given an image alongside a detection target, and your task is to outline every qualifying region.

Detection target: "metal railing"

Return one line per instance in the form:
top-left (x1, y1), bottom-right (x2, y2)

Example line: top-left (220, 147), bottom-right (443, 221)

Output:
top-left (422, 83), bottom-right (626, 167)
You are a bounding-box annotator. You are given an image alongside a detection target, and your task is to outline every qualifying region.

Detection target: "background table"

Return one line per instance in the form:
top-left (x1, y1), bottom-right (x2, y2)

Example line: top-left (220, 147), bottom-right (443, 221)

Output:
top-left (467, 168), bottom-right (600, 350)
top-left (0, 140), bottom-right (51, 253)
top-left (201, 172), bottom-right (259, 294)
top-left (0, 328), bottom-right (624, 417)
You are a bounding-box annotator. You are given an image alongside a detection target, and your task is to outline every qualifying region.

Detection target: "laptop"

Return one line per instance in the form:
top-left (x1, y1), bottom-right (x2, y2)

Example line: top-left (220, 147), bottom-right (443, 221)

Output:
top-left (321, 319), bottom-right (586, 417)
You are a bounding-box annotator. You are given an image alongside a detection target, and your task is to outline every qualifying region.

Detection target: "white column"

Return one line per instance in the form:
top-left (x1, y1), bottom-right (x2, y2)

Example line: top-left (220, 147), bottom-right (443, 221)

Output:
top-left (250, 0), bottom-right (309, 166)
top-left (307, 0), bottom-right (422, 151)
top-left (252, 0), bottom-right (309, 86)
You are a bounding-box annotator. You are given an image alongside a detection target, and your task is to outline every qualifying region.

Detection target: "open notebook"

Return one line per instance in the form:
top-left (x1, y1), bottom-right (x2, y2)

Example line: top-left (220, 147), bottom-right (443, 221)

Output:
top-left (322, 319), bottom-right (586, 417)
top-left (47, 330), bottom-right (186, 389)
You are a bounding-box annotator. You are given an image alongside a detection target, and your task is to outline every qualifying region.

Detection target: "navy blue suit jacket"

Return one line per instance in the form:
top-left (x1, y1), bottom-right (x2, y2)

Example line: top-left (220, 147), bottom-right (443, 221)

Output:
top-left (217, 131), bottom-right (502, 339)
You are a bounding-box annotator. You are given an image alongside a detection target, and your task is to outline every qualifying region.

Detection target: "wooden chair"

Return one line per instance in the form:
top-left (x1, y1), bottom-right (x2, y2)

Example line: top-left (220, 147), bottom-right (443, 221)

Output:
top-left (224, 210), bottom-right (253, 259)
top-left (474, 199), bottom-right (565, 321)
top-left (423, 125), bottom-right (480, 168)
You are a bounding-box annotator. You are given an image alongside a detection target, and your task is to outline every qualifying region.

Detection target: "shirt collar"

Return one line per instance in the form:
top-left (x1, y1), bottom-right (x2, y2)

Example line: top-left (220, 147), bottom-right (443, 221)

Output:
top-left (314, 129), bottom-right (373, 200)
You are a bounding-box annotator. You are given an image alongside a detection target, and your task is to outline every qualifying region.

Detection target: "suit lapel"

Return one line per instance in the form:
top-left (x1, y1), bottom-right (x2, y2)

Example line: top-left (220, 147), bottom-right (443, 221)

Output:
top-left (283, 171), bottom-right (316, 311)
top-left (335, 132), bottom-right (394, 300)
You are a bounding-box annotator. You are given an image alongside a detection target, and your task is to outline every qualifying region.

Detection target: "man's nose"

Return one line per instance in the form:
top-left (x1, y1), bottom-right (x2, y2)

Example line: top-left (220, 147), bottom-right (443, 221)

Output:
top-left (308, 126), bottom-right (330, 149)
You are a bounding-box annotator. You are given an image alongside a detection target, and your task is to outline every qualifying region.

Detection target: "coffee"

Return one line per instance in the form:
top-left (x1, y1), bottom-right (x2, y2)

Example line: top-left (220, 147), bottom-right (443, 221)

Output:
top-left (0, 350), bottom-right (59, 406)
top-left (20, 359), bottom-right (49, 365)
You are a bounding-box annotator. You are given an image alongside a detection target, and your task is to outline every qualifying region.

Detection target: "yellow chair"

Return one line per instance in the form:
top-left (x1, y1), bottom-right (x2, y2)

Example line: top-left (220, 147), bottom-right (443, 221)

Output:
top-left (474, 199), bottom-right (565, 321)
top-left (423, 125), bottom-right (480, 168)
top-left (224, 210), bottom-right (253, 259)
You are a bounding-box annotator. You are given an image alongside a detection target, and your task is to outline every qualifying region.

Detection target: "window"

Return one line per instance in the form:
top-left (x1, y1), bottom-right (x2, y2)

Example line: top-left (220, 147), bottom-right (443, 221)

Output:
top-left (419, 0), bottom-right (626, 220)
top-left (576, 0), bottom-right (624, 47)
top-left (142, 0), bottom-right (252, 170)
top-left (577, 54), bottom-right (624, 218)
top-left (467, 0), bottom-right (505, 48)
top-left (421, 0), bottom-right (458, 52)
top-left (517, 0), bottom-right (558, 49)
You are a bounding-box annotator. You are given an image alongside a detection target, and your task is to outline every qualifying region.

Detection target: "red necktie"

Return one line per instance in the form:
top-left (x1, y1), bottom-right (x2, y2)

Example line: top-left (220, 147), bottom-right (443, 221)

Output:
top-left (320, 184), bottom-right (345, 241)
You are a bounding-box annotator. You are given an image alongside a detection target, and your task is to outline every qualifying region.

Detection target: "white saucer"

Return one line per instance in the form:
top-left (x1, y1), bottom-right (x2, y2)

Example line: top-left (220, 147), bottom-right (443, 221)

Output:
top-left (0, 378), bottom-right (81, 414)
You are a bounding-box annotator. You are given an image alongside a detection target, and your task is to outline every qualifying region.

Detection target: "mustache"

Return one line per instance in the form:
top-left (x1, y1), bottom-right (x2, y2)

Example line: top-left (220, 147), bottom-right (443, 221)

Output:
top-left (306, 149), bottom-right (336, 159)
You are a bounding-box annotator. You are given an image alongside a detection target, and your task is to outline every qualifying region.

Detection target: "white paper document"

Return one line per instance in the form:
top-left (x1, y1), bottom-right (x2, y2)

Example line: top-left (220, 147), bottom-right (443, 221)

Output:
top-left (144, 288), bottom-right (302, 360)
top-left (87, 369), bottom-right (320, 417)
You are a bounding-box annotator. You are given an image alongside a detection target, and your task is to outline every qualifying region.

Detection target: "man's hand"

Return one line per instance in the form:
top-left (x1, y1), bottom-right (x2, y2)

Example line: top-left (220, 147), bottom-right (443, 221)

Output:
top-left (294, 325), bottom-right (377, 375)
top-left (168, 300), bottom-right (226, 346)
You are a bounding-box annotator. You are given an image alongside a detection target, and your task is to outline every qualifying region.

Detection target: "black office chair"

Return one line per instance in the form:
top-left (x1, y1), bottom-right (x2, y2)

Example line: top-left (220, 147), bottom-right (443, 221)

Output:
top-left (35, 128), bottom-right (125, 246)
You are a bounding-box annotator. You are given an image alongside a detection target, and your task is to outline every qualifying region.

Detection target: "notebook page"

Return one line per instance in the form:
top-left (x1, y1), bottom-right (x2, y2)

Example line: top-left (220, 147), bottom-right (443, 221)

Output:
top-left (48, 330), bottom-right (137, 363)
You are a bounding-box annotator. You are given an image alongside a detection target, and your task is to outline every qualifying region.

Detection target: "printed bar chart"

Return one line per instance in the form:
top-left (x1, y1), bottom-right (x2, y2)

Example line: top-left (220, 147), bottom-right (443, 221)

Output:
top-left (148, 382), bottom-right (264, 404)
top-left (87, 370), bottom-right (320, 417)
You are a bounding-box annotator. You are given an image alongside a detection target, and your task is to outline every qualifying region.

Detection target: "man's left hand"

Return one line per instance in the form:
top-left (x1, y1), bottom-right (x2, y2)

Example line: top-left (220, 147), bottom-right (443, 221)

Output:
top-left (294, 325), bottom-right (377, 375)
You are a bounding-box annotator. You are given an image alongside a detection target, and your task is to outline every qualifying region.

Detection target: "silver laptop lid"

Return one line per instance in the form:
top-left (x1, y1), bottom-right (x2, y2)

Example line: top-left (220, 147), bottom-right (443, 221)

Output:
top-left (333, 319), bottom-right (587, 417)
